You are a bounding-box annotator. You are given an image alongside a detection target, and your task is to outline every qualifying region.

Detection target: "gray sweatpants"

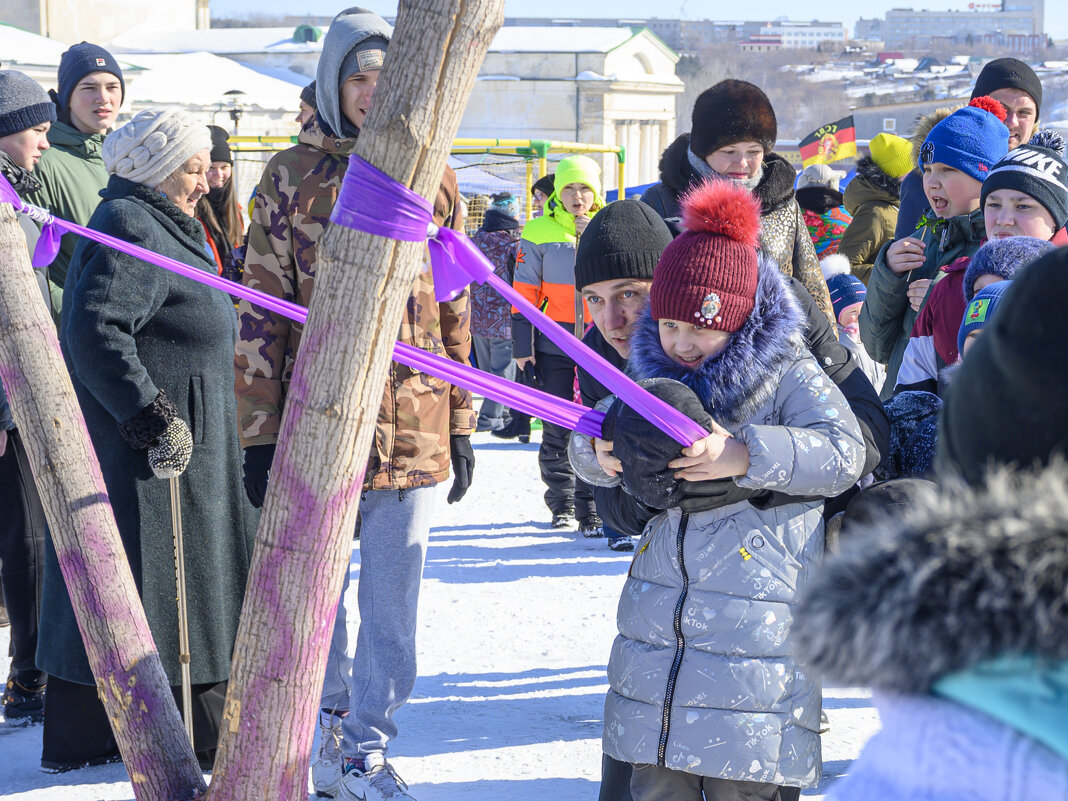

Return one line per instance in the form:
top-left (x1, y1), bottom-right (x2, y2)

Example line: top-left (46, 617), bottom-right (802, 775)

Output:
top-left (319, 485), bottom-right (436, 756)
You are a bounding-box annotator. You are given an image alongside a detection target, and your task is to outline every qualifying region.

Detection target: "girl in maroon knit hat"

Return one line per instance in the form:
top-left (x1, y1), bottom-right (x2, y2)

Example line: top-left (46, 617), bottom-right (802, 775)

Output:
top-left (578, 180), bottom-right (865, 801)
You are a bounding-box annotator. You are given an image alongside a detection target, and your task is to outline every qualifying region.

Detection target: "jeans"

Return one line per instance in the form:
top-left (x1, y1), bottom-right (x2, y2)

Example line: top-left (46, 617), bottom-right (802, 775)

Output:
top-left (472, 336), bottom-right (515, 430)
top-left (320, 485), bottom-right (436, 757)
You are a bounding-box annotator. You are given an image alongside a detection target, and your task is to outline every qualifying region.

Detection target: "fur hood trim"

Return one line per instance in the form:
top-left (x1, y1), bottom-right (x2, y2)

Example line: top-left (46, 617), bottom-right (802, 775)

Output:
top-left (627, 257), bottom-right (804, 427)
top-left (657, 133), bottom-right (798, 215)
top-left (854, 155), bottom-right (902, 199)
top-left (910, 105), bottom-right (962, 169)
top-left (793, 463), bottom-right (1068, 693)
top-left (795, 185), bottom-right (845, 214)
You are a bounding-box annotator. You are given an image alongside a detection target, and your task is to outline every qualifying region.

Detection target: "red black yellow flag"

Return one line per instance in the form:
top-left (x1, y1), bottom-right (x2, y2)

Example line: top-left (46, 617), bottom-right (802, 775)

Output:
top-left (799, 115), bottom-right (857, 168)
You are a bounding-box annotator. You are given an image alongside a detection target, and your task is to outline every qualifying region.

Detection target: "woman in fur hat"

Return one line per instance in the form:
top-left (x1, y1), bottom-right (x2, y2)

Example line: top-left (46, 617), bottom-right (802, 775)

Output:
top-left (641, 79), bottom-right (836, 328)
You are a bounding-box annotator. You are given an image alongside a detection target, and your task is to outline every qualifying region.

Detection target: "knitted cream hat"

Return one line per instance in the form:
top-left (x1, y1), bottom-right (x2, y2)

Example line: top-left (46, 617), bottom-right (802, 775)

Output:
top-left (102, 108), bottom-right (211, 189)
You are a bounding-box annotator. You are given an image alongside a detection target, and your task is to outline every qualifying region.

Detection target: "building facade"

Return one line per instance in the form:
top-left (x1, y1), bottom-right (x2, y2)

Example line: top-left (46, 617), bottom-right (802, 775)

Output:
top-left (4, 0), bottom-right (200, 44)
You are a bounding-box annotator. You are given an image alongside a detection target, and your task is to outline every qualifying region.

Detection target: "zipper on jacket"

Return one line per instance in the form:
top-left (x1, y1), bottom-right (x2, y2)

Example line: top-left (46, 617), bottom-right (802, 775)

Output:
top-left (657, 511), bottom-right (690, 766)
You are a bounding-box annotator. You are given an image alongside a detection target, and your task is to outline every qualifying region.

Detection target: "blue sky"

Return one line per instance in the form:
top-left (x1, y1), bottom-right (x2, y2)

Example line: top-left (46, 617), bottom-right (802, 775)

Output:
top-left (211, 1), bottom-right (1068, 39)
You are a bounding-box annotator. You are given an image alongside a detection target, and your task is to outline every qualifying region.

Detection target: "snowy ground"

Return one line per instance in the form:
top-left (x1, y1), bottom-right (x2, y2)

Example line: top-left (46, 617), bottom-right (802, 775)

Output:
top-left (0, 431), bottom-right (879, 799)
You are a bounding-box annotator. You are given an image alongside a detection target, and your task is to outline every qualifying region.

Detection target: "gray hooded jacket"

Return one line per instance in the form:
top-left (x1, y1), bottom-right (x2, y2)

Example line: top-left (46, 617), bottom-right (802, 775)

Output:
top-left (315, 7), bottom-right (393, 139)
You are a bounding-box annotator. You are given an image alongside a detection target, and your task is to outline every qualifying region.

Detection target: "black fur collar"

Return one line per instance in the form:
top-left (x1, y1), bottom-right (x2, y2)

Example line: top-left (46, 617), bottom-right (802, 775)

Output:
top-left (795, 185), bottom-right (844, 214)
top-left (854, 155), bottom-right (902, 199)
top-left (627, 258), bottom-right (804, 428)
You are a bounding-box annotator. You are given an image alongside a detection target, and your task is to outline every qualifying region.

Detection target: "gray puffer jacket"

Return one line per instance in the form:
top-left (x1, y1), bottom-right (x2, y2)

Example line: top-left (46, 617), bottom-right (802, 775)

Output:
top-left (595, 262), bottom-right (865, 787)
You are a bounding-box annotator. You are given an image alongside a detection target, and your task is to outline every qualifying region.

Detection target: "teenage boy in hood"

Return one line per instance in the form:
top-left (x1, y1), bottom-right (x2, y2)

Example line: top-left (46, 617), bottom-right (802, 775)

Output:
top-left (25, 42), bottom-right (124, 326)
top-left (233, 9), bottom-right (473, 801)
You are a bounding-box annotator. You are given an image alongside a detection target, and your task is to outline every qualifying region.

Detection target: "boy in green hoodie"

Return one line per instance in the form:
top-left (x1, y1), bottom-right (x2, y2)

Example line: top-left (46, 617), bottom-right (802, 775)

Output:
top-left (25, 42), bottom-right (124, 326)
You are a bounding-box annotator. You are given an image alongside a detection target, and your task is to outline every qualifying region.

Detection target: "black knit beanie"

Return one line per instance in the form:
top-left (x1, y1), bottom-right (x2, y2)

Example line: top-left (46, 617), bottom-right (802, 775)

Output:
top-left (689, 80), bottom-right (777, 159)
top-left (980, 131), bottom-right (1068, 231)
top-left (207, 125), bottom-right (232, 164)
top-left (300, 80), bottom-right (317, 109)
top-left (56, 42), bottom-right (125, 108)
top-left (935, 246), bottom-right (1068, 486)
top-left (971, 57), bottom-right (1042, 116)
top-left (531, 173), bottom-right (555, 198)
top-left (574, 199), bottom-right (673, 290)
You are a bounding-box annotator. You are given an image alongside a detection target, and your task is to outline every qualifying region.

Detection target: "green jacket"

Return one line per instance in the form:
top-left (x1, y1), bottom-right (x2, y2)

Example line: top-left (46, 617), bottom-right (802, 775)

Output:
top-left (838, 156), bottom-right (901, 285)
top-left (859, 207), bottom-right (985, 399)
top-left (24, 121), bottom-right (109, 325)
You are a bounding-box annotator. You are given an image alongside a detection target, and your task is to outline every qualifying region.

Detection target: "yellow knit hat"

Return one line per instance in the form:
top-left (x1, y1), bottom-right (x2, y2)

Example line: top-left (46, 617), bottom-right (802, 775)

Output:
top-left (868, 132), bottom-right (914, 179)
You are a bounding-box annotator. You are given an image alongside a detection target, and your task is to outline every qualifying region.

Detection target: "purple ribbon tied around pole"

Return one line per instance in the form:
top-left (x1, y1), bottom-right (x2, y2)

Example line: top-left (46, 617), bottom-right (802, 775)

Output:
top-left (330, 155), bottom-right (708, 447)
top-left (0, 171), bottom-right (604, 438)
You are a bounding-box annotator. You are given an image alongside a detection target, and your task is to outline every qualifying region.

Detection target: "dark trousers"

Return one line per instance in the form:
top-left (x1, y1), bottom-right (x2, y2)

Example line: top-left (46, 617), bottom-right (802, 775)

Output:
top-left (534, 352), bottom-right (594, 520)
top-left (630, 762), bottom-right (801, 801)
top-left (43, 675), bottom-right (228, 770)
top-left (0, 427), bottom-right (47, 685)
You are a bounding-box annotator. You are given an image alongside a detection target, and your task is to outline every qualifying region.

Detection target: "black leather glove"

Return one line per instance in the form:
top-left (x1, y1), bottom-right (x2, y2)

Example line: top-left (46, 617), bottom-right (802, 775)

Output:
top-left (447, 435), bottom-right (475, 504)
top-left (677, 479), bottom-right (769, 514)
top-left (242, 443), bottom-right (276, 508)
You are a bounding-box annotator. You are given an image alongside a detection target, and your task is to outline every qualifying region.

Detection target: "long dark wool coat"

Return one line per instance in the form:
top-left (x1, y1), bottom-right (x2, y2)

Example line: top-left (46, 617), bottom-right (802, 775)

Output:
top-left (40, 175), bottom-right (257, 687)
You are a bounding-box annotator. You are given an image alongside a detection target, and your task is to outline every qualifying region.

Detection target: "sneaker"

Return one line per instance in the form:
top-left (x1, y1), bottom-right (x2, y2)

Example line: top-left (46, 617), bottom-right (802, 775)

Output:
top-left (2, 675), bottom-right (45, 725)
top-left (607, 537), bottom-right (635, 552)
top-left (338, 753), bottom-right (415, 801)
top-left (312, 710), bottom-right (347, 798)
top-left (551, 508), bottom-right (577, 529)
top-left (490, 415), bottom-right (531, 443)
top-left (579, 514), bottom-right (604, 538)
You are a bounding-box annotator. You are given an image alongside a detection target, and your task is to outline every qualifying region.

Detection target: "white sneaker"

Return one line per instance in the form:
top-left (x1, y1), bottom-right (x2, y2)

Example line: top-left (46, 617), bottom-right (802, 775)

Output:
top-left (337, 752), bottom-right (415, 801)
top-left (311, 711), bottom-right (346, 798)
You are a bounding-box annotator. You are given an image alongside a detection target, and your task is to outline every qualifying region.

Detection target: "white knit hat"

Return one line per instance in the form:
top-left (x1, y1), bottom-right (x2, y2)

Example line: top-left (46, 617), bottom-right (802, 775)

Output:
top-left (102, 107), bottom-right (211, 189)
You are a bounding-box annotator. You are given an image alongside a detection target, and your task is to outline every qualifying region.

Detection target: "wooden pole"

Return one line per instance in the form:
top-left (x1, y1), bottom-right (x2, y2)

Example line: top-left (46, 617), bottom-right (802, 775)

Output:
top-left (0, 204), bottom-right (204, 800)
top-left (206, 2), bottom-right (504, 798)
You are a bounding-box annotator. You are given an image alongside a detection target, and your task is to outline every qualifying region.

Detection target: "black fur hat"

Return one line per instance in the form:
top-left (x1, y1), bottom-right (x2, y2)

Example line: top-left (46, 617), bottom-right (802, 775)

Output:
top-left (689, 80), bottom-right (777, 159)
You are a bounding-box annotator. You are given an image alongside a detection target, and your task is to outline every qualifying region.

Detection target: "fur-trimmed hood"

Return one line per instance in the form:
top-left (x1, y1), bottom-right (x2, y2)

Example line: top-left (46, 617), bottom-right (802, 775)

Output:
top-left (627, 257), bottom-right (804, 428)
top-left (793, 463), bottom-right (1068, 694)
top-left (851, 155), bottom-right (901, 201)
top-left (656, 132), bottom-right (799, 216)
top-left (795, 184), bottom-right (844, 214)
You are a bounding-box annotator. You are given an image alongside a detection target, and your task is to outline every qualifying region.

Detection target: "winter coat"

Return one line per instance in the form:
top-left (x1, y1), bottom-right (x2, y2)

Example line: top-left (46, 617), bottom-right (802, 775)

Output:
top-left (470, 208), bottom-right (520, 340)
top-left (234, 117), bottom-right (474, 490)
top-left (859, 207), bottom-right (985, 400)
top-left (0, 150), bottom-right (51, 430)
top-left (838, 156), bottom-right (901, 284)
top-left (895, 256), bottom-right (970, 394)
top-left (793, 464), bottom-right (1068, 800)
top-left (839, 327), bottom-right (886, 395)
top-left (511, 201), bottom-right (598, 359)
top-left (23, 120), bottom-right (110, 324)
top-left (640, 134), bottom-right (835, 328)
top-left (600, 262), bottom-right (865, 788)
top-left (40, 175), bottom-right (257, 687)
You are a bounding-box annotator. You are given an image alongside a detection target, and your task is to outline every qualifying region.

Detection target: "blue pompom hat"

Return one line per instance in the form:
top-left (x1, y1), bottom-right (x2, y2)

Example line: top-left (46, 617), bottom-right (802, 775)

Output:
top-left (920, 101), bottom-right (1010, 183)
top-left (958, 281), bottom-right (1011, 355)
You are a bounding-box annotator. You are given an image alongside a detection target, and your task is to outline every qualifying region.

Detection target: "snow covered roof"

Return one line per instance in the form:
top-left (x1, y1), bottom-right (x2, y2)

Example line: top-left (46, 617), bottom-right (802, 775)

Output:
top-left (105, 23), bottom-right (639, 56)
top-left (122, 52), bottom-right (303, 109)
top-left (0, 22), bottom-right (70, 67)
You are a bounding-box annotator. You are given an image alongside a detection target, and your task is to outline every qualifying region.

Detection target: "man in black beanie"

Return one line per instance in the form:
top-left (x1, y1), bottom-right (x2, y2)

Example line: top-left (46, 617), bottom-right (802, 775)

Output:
top-left (935, 246), bottom-right (1068, 486)
top-left (970, 57), bottom-right (1042, 151)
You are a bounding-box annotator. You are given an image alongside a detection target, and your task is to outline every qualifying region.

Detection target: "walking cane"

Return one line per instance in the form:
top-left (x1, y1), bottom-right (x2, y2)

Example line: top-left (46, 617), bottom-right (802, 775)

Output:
top-left (169, 476), bottom-right (195, 748)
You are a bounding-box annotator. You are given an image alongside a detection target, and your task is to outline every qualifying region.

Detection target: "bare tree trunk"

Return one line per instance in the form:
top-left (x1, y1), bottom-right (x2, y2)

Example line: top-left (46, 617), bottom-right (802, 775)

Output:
top-left (0, 205), bottom-right (204, 800)
top-left (207, 2), bottom-right (504, 798)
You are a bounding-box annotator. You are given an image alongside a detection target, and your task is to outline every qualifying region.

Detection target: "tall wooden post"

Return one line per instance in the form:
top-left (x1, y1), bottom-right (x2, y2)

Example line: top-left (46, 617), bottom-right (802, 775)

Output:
top-left (0, 205), bottom-right (204, 800)
top-left (206, 2), bottom-right (504, 798)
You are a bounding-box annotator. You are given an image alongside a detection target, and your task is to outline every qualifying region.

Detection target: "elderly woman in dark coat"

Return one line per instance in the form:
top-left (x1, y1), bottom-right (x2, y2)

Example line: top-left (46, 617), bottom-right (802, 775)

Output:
top-left (39, 108), bottom-right (256, 771)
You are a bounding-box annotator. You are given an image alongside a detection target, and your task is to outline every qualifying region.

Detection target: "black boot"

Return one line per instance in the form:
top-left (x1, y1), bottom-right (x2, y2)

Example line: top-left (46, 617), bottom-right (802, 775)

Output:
top-left (490, 413), bottom-right (531, 444)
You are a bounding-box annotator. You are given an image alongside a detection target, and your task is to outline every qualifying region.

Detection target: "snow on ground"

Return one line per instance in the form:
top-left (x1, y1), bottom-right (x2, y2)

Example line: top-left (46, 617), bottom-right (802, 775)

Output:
top-left (0, 431), bottom-right (879, 799)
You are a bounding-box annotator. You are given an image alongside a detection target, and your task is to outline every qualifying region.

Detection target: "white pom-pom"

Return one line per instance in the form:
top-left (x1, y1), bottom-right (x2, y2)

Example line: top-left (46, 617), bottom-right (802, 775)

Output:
top-left (820, 253), bottom-right (852, 281)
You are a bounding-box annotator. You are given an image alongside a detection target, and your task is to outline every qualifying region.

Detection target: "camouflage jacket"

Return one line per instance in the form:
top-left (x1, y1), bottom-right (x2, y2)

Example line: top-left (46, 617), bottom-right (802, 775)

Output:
top-left (234, 120), bottom-right (474, 490)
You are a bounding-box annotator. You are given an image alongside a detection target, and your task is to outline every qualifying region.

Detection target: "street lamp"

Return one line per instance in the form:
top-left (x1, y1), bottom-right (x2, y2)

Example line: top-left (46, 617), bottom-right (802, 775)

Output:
top-left (224, 89), bottom-right (246, 134)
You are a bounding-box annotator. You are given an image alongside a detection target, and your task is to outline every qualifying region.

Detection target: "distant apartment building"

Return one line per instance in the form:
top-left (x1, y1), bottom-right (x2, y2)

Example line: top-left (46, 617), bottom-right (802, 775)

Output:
top-left (881, 1), bottom-right (1044, 49)
top-left (758, 20), bottom-right (847, 49)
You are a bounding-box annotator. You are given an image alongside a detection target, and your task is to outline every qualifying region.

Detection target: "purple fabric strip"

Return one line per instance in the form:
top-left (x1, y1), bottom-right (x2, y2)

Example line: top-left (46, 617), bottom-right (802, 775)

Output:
top-left (329, 154), bottom-right (433, 241)
top-left (0, 172), bottom-right (599, 436)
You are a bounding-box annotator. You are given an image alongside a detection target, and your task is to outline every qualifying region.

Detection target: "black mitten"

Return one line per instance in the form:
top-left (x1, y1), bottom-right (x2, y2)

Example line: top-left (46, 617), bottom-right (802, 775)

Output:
top-left (678, 479), bottom-right (768, 514)
top-left (606, 378), bottom-right (713, 510)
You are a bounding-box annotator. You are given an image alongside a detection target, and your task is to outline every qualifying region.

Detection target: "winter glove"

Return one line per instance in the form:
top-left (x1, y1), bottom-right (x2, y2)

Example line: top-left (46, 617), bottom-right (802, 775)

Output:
top-left (242, 443), bottom-right (277, 508)
top-left (447, 434), bottom-right (475, 504)
top-left (602, 378), bottom-right (714, 510)
top-left (520, 361), bottom-right (542, 389)
top-left (147, 418), bottom-right (194, 479)
top-left (677, 479), bottom-right (769, 514)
